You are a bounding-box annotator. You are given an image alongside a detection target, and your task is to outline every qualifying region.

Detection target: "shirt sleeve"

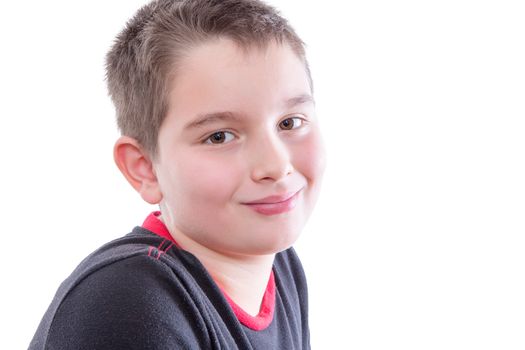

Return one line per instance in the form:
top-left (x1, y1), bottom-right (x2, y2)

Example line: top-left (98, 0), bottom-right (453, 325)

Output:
top-left (44, 254), bottom-right (210, 350)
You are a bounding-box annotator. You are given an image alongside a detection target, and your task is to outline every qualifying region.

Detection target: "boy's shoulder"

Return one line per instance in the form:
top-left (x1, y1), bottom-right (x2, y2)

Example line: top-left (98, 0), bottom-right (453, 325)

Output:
top-left (30, 226), bottom-right (211, 349)
top-left (30, 214), bottom-right (309, 349)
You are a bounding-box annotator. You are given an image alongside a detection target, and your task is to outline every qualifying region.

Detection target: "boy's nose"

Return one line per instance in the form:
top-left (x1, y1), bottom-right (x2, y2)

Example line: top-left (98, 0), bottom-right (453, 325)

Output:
top-left (250, 134), bottom-right (293, 183)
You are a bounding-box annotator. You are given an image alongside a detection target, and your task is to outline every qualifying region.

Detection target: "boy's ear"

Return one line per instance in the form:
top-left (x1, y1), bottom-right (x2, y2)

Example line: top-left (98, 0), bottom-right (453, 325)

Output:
top-left (113, 136), bottom-right (162, 205)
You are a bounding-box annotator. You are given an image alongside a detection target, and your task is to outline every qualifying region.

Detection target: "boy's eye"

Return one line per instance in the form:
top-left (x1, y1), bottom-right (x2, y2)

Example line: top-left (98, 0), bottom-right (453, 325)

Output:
top-left (204, 131), bottom-right (235, 145)
top-left (279, 117), bottom-right (304, 130)
top-left (203, 117), bottom-right (306, 145)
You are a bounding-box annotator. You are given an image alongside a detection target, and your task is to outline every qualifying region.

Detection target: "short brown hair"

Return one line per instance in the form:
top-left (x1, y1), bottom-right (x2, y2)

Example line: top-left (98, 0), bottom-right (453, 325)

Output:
top-left (106, 0), bottom-right (313, 160)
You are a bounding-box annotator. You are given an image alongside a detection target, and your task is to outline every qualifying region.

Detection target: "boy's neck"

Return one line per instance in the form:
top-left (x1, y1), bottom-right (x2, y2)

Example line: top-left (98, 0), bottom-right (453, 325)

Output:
top-left (159, 215), bottom-right (275, 316)
top-left (197, 247), bottom-right (275, 317)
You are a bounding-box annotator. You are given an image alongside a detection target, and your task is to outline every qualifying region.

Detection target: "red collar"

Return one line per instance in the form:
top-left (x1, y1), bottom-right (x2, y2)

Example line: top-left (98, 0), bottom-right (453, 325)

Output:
top-left (142, 211), bottom-right (179, 245)
top-left (141, 211), bottom-right (275, 331)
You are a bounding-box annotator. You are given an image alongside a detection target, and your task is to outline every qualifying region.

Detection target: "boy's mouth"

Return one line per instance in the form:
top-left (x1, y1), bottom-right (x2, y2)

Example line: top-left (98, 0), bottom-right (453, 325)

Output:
top-left (242, 188), bottom-right (302, 216)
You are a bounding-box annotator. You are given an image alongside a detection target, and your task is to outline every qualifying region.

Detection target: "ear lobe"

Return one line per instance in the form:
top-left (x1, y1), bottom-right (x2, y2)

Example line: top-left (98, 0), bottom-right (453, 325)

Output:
top-left (113, 136), bottom-right (162, 204)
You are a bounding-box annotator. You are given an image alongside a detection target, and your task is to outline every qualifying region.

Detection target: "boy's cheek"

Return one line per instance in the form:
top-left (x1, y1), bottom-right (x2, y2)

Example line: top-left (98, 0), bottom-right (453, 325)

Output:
top-left (179, 155), bottom-right (240, 201)
top-left (296, 130), bottom-right (327, 181)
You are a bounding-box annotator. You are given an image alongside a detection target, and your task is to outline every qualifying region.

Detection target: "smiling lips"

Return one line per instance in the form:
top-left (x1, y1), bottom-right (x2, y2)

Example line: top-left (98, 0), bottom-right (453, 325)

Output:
top-left (243, 189), bottom-right (302, 216)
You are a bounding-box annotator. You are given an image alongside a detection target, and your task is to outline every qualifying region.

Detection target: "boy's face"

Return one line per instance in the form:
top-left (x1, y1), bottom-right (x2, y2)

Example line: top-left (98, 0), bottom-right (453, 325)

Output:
top-left (153, 38), bottom-right (325, 256)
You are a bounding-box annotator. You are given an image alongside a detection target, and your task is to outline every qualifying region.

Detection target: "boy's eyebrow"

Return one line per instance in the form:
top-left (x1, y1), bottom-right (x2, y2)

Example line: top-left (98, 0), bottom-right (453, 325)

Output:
top-left (183, 94), bottom-right (314, 131)
top-left (286, 93), bottom-right (315, 109)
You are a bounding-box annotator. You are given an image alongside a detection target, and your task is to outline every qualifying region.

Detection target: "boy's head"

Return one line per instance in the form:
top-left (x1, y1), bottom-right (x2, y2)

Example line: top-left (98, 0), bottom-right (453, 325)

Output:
top-left (109, 0), bottom-right (325, 256)
top-left (106, 0), bottom-right (313, 161)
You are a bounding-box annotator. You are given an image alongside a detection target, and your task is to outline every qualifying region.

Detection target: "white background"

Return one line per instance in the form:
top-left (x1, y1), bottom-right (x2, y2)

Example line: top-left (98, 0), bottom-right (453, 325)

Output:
top-left (1, 1), bottom-right (524, 349)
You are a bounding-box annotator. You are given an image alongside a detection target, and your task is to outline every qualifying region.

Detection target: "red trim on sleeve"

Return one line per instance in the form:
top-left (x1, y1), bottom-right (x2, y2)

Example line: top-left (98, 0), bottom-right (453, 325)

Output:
top-left (141, 211), bottom-right (276, 331)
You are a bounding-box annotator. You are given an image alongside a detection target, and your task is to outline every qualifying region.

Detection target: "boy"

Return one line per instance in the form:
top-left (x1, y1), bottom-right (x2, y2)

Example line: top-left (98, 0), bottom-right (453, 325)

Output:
top-left (30, 0), bottom-right (325, 348)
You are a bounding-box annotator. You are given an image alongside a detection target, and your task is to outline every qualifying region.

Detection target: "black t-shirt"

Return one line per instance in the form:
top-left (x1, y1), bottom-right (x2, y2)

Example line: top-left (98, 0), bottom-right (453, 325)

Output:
top-left (29, 212), bottom-right (310, 349)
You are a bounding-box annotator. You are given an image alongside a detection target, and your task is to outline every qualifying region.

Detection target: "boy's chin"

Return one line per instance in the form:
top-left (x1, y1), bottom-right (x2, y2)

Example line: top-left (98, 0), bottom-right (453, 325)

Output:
top-left (228, 233), bottom-right (302, 257)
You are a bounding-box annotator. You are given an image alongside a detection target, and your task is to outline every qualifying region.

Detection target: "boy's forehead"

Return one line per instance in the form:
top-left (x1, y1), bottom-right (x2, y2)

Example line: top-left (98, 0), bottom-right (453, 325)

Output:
top-left (166, 38), bottom-right (312, 119)
top-left (181, 37), bottom-right (289, 65)
top-left (172, 37), bottom-right (307, 88)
